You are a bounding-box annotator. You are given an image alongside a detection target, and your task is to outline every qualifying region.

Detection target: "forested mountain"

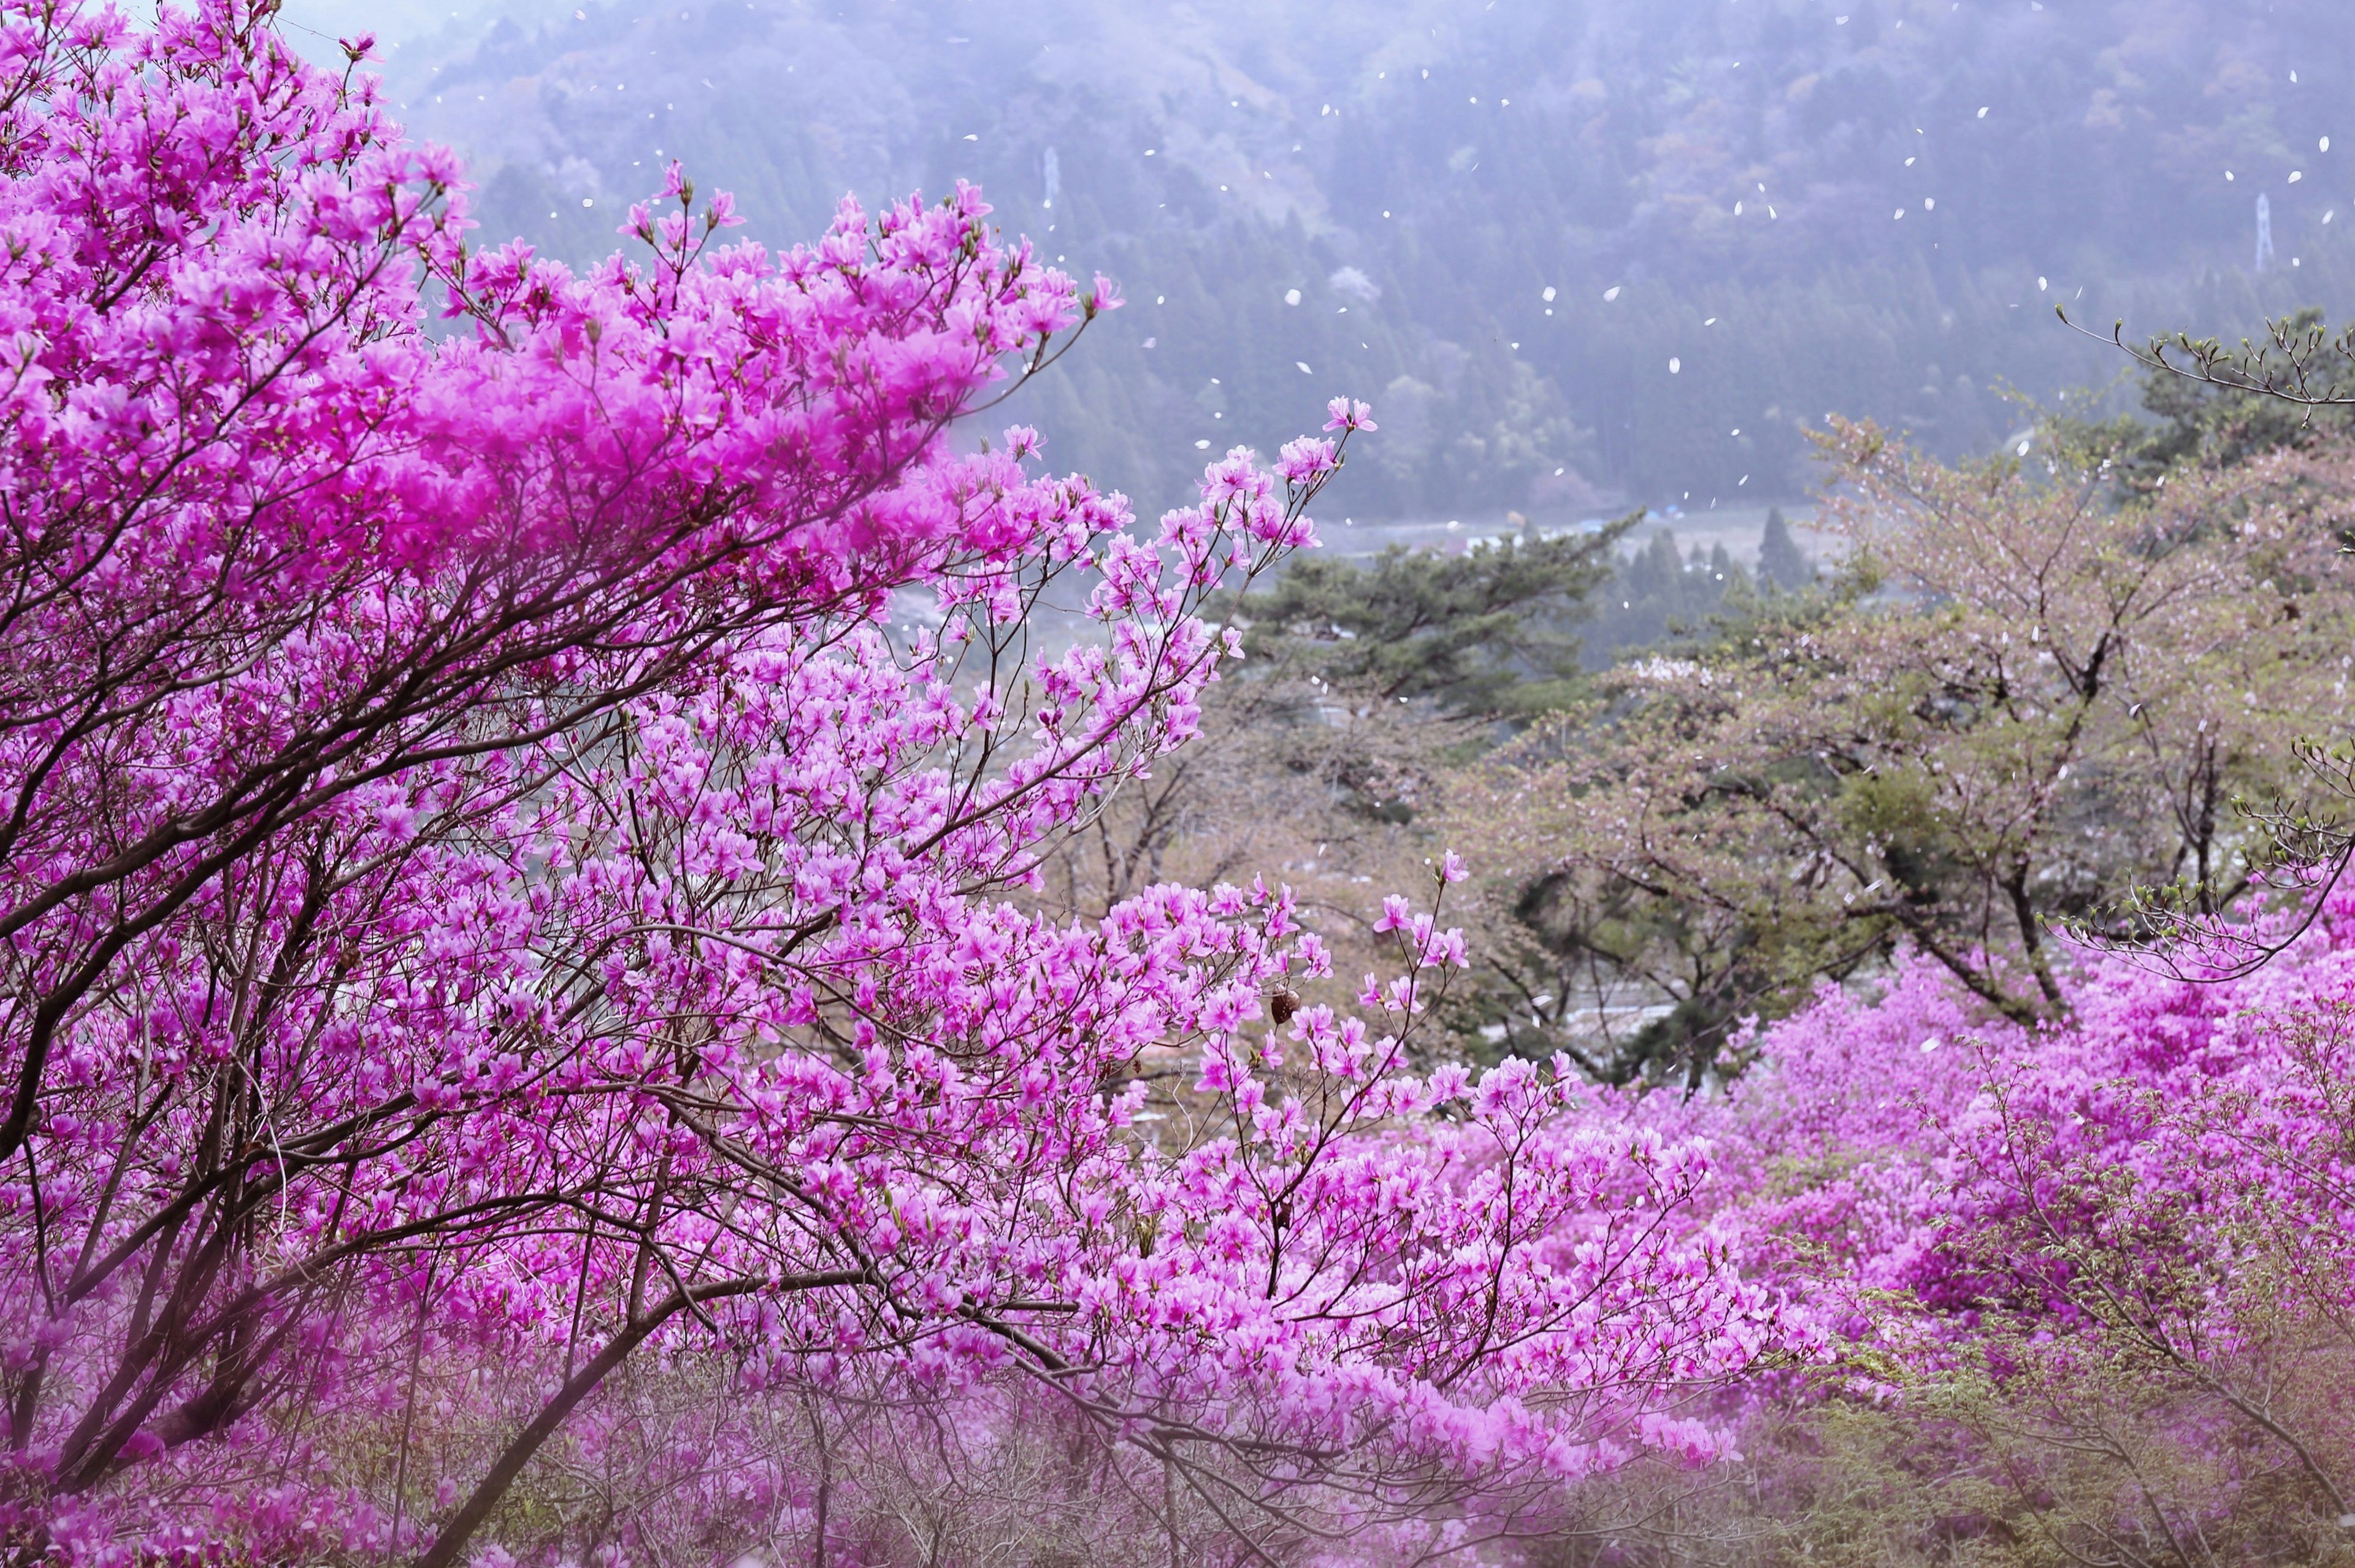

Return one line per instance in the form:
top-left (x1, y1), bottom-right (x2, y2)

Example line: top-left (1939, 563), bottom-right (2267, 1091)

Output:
top-left (294, 0), bottom-right (2355, 519)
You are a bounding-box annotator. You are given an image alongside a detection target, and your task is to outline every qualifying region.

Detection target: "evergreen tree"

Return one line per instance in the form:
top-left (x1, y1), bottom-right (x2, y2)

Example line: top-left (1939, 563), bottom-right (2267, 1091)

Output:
top-left (1236, 516), bottom-right (1636, 715)
top-left (1758, 507), bottom-right (1813, 591)
top-left (1577, 529), bottom-right (1752, 665)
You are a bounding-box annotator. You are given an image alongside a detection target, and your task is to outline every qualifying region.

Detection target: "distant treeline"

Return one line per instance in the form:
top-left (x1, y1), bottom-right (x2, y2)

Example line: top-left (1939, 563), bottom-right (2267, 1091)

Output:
top-left (384, 0), bottom-right (2355, 515)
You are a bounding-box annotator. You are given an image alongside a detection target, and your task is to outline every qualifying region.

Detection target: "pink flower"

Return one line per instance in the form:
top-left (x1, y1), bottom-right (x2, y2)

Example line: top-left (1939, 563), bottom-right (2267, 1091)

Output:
top-left (0, 8), bottom-right (1803, 1558)
top-left (1276, 435), bottom-right (1338, 483)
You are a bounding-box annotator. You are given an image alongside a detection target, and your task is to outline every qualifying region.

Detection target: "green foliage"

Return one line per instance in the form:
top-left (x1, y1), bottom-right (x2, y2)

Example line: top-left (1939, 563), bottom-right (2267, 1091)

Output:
top-left (1235, 514), bottom-right (1636, 716)
top-left (2048, 308), bottom-right (2355, 486)
top-left (1577, 529), bottom-right (1755, 668)
top-left (1757, 505), bottom-right (1813, 591)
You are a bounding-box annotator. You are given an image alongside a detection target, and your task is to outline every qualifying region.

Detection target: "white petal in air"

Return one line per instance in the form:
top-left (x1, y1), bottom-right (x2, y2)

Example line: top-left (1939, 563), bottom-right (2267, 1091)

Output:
top-left (1668, 358), bottom-right (1681, 374)
top-left (1603, 285), bottom-right (1622, 301)
top-left (1284, 288), bottom-right (1301, 305)
top-left (1296, 361), bottom-right (1314, 374)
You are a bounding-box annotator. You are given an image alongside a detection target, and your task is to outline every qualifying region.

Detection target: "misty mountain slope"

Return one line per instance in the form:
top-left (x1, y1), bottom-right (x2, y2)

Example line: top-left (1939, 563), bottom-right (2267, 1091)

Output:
top-left (298, 0), bottom-right (2355, 518)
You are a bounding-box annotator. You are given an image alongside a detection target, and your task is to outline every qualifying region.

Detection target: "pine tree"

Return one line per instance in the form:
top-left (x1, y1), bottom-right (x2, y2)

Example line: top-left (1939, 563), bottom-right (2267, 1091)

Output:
top-left (1235, 516), bottom-right (1635, 714)
top-left (1758, 507), bottom-right (1813, 591)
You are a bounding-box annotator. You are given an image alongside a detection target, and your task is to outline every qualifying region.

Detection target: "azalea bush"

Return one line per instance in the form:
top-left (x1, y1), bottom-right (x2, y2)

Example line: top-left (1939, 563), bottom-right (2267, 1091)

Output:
top-left (18, 5), bottom-right (2355, 1564)
top-left (0, 4), bottom-right (1803, 1563)
top-left (1578, 898), bottom-right (2355, 1564)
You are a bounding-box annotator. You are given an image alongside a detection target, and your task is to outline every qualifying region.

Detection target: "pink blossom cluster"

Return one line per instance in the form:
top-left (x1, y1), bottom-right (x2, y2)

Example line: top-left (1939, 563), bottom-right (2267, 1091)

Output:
top-left (9, 1), bottom-right (2347, 1558)
top-left (0, 4), bottom-right (1796, 1561)
top-left (1645, 895), bottom-right (2355, 1442)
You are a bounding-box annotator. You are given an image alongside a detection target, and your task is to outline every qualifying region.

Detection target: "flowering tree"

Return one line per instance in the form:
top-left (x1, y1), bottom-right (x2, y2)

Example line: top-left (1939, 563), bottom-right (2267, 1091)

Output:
top-left (0, 4), bottom-right (1796, 1561)
top-left (1453, 418), bottom-right (2355, 1082)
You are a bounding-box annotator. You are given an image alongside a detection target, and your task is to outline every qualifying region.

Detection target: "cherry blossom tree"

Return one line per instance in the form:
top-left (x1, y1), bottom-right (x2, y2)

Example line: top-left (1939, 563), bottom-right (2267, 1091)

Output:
top-left (1454, 418), bottom-right (2355, 1084)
